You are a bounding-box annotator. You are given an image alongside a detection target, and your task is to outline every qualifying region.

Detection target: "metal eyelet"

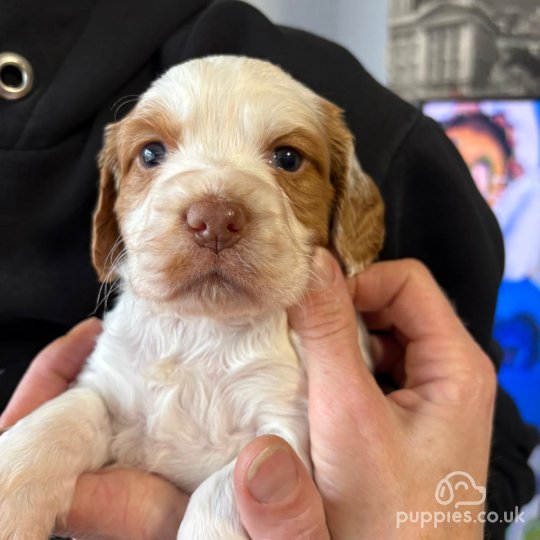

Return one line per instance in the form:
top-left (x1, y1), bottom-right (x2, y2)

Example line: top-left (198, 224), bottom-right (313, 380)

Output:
top-left (0, 52), bottom-right (34, 100)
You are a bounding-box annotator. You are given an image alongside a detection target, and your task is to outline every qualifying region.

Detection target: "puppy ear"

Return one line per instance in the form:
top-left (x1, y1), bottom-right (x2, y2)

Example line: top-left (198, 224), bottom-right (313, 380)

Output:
top-left (323, 102), bottom-right (385, 276)
top-left (92, 123), bottom-right (124, 282)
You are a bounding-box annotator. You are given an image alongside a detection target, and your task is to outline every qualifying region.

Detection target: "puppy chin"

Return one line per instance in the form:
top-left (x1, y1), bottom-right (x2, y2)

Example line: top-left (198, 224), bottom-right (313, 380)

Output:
top-left (137, 284), bottom-right (294, 321)
top-left (126, 266), bottom-right (308, 321)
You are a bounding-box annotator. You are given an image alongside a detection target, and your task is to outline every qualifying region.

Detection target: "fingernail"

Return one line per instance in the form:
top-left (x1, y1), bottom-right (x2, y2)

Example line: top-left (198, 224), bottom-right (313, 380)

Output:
top-left (312, 248), bottom-right (336, 290)
top-left (247, 446), bottom-right (299, 503)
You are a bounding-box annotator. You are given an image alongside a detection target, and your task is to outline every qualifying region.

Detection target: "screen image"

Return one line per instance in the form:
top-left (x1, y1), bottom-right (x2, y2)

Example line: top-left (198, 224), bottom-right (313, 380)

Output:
top-left (423, 99), bottom-right (540, 539)
top-left (424, 99), bottom-right (540, 425)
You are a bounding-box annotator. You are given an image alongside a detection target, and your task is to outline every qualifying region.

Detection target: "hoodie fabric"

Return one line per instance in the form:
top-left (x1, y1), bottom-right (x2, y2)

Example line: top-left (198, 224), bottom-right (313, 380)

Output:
top-left (0, 1), bottom-right (536, 538)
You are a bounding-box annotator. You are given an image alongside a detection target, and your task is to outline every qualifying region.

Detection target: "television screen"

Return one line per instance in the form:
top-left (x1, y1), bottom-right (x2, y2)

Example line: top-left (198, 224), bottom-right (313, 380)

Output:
top-left (423, 99), bottom-right (540, 538)
top-left (423, 99), bottom-right (540, 425)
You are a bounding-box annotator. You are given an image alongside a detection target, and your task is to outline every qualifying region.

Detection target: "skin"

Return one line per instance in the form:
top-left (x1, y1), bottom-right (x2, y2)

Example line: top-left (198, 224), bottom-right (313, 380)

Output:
top-left (0, 250), bottom-right (496, 539)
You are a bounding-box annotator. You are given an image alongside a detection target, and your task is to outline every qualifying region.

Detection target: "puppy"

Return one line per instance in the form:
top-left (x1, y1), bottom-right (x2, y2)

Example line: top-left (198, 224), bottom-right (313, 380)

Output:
top-left (0, 56), bottom-right (384, 539)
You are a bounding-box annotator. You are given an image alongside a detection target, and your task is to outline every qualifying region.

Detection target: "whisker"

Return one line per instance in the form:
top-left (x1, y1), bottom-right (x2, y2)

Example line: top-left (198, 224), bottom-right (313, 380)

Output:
top-left (93, 244), bottom-right (127, 314)
top-left (112, 95), bottom-right (140, 120)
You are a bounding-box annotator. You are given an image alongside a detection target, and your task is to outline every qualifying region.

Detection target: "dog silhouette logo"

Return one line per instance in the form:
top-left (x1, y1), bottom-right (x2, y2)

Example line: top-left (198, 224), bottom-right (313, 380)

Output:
top-left (435, 471), bottom-right (486, 508)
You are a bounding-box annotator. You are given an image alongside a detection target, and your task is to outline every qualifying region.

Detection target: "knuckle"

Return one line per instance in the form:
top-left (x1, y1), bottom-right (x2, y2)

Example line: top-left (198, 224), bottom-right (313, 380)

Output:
top-left (477, 353), bottom-right (498, 396)
top-left (279, 500), bottom-right (329, 540)
top-left (401, 258), bottom-right (430, 278)
top-left (301, 316), bottom-right (355, 346)
top-left (301, 519), bottom-right (330, 540)
top-left (454, 351), bottom-right (497, 405)
top-left (301, 296), bottom-right (356, 343)
top-left (397, 259), bottom-right (438, 293)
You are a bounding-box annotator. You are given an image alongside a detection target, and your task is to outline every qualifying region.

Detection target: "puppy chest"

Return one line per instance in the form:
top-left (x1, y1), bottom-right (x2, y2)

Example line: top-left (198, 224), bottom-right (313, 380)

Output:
top-left (108, 358), bottom-right (307, 492)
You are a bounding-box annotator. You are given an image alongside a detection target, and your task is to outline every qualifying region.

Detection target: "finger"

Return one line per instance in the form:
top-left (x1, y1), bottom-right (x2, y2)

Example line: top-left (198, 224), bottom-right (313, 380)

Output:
top-left (353, 260), bottom-right (494, 405)
top-left (56, 468), bottom-right (188, 540)
top-left (288, 248), bottom-right (382, 409)
top-left (0, 318), bottom-right (102, 427)
top-left (352, 259), bottom-right (464, 343)
top-left (235, 436), bottom-right (330, 540)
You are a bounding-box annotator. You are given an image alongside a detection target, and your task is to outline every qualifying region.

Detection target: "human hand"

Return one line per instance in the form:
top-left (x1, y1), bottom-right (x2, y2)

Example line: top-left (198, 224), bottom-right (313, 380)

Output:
top-left (233, 249), bottom-right (496, 539)
top-left (0, 319), bottom-right (188, 540)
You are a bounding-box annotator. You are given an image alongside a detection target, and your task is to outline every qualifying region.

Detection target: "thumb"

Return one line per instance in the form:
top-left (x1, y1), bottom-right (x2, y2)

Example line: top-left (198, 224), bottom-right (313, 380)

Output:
top-left (234, 436), bottom-right (330, 540)
top-left (289, 248), bottom-right (357, 345)
top-left (288, 248), bottom-right (374, 396)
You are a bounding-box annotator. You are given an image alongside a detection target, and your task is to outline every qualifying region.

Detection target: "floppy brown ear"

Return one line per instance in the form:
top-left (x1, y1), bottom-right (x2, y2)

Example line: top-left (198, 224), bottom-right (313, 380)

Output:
top-left (92, 123), bottom-right (124, 282)
top-left (323, 102), bottom-right (385, 276)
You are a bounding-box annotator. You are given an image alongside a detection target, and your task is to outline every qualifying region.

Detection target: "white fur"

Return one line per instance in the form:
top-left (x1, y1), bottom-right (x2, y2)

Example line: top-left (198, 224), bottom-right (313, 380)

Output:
top-left (79, 292), bottom-right (310, 493)
top-left (0, 291), bottom-right (310, 539)
top-left (0, 56), bottom-right (368, 539)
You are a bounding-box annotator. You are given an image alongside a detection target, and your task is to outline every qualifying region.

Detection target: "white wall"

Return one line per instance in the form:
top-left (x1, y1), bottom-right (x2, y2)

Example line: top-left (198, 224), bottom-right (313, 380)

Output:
top-left (243, 0), bottom-right (389, 83)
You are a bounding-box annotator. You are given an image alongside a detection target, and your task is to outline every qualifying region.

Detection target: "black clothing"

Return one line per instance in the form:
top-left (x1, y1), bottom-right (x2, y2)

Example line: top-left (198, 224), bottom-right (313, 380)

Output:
top-left (0, 1), bottom-right (536, 538)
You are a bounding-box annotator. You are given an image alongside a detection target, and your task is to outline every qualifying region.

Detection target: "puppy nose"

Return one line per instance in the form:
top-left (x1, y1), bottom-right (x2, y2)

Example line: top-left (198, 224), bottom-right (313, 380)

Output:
top-left (186, 200), bottom-right (247, 252)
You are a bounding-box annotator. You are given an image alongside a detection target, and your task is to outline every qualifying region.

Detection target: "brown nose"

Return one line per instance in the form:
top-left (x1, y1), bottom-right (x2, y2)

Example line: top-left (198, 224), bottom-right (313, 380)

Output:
top-left (185, 200), bottom-right (247, 252)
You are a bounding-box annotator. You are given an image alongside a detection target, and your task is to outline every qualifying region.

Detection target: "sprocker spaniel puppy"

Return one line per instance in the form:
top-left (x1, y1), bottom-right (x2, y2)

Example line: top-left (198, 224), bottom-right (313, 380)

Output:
top-left (0, 56), bottom-right (384, 539)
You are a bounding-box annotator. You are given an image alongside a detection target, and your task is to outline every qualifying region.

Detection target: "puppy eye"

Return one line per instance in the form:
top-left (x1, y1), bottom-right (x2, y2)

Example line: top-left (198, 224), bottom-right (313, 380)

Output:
top-left (140, 142), bottom-right (167, 167)
top-left (272, 147), bottom-right (303, 172)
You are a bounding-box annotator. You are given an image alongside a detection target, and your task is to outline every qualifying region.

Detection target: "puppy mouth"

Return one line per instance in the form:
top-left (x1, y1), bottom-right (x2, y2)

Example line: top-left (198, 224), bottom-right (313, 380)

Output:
top-left (173, 264), bottom-right (258, 301)
top-left (181, 268), bottom-right (245, 292)
top-left (134, 242), bottom-right (305, 316)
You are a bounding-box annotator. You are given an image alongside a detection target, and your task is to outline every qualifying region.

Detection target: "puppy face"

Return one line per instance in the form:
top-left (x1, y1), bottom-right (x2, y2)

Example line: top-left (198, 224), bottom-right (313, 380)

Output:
top-left (93, 56), bottom-right (384, 318)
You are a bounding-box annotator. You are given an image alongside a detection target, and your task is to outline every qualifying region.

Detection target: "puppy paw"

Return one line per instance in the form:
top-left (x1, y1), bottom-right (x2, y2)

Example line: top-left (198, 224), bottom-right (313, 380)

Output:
top-left (0, 433), bottom-right (72, 540)
top-left (0, 487), bottom-right (57, 540)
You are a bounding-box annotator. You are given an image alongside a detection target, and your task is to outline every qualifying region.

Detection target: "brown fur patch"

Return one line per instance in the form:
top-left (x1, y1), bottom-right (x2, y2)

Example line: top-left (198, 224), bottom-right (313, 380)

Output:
top-left (321, 100), bottom-right (385, 275)
top-left (269, 130), bottom-right (335, 245)
top-left (117, 107), bottom-right (181, 175)
top-left (92, 107), bottom-right (182, 281)
top-left (92, 123), bottom-right (124, 282)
